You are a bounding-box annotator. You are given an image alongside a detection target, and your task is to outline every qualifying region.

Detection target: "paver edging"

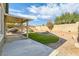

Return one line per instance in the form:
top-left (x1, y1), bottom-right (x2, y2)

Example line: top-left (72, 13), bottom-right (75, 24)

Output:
top-left (49, 49), bottom-right (59, 56)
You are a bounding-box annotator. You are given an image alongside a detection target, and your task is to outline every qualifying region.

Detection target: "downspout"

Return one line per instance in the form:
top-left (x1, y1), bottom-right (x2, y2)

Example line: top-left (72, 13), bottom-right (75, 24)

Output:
top-left (5, 3), bottom-right (8, 14)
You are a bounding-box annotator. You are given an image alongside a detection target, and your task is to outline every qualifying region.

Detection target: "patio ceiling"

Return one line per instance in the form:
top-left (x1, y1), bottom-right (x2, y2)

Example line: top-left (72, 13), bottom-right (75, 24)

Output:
top-left (5, 14), bottom-right (32, 23)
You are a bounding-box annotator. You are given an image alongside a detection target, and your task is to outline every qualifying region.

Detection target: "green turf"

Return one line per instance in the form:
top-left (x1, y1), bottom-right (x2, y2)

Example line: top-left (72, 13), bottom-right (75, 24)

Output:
top-left (26, 33), bottom-right (59, 44)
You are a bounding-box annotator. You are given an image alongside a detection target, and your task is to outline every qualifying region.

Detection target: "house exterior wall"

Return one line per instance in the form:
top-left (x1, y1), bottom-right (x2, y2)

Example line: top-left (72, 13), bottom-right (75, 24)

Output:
top-left (0, 3), bottom-right (5, 55)
top-left (0, 5), bottom-right (4, 35)
top-left (0, 7), bottom-right (2, 33)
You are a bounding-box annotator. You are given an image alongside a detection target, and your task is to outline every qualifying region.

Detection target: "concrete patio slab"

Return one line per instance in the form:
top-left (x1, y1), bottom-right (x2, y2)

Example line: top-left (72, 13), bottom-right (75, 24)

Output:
top-left (2, 39), bottom-right (53, 56)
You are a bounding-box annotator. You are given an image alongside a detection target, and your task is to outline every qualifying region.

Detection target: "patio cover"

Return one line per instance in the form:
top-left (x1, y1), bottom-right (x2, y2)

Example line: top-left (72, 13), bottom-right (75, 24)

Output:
top-left (4, 14), bottom-right (32, 38)
top-left (5, 14), bottom-right (32, 23)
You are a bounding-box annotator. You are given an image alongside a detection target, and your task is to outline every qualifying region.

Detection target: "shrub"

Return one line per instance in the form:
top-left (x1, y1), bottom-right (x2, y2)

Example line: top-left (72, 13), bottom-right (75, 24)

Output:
top-left (46, 20), bottom-right (54, 30)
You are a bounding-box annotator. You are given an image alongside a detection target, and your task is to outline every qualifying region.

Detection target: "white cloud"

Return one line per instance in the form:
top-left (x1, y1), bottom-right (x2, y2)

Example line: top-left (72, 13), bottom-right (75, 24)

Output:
top-left (27, 5), bottom-right (54, 15)
top-left (9, 9), bottom-right (51, 20)
top-left (27, 3), bottom-right (62, 19)
top-left (27, 6), bottom-right (39, 13)
top-left (27, 5), bottom-right (54, 19)
top-left (37, 15), bottom-right (51, 19)
top-left (9, 4), bottom-right (79, 21)
top-left (59, 4), bottom-right (79, 14)
top-left (9, 9), bottom-right (23, 13)
top-left (27, 3), bottom-right (79, 19)
top-left (9, 12), bottom-right (37, 19)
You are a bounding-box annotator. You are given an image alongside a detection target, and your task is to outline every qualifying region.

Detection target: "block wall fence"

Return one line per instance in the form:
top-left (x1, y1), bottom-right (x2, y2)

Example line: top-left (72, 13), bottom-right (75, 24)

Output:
top-left (52, 22), bottom-right (79, 33)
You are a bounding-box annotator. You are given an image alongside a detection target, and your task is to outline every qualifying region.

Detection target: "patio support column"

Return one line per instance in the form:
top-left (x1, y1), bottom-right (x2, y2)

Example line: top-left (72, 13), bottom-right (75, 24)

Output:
top-left (26, 20), bottom-right (29, 38)
top-left (21, 22), bottom-right (23, 34)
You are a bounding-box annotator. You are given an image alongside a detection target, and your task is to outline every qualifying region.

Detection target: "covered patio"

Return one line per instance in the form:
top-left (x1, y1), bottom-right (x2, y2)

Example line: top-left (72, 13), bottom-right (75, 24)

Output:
top-left (5, 14), bottom-right (32, 38)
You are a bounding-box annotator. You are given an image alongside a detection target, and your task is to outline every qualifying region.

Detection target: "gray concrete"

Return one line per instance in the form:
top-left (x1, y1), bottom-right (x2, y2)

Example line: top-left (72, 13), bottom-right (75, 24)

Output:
top-left (2, 39), bottom-right (53, 56)
top-left (0, 34), bottom-right (5, 55)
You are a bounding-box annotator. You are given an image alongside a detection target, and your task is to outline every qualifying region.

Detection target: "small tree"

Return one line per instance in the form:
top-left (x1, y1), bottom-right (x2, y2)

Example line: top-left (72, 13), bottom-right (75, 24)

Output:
top-left (46, 19), bottom-right (54, 31)
top-left (42, 24), bottom-right (45, 26)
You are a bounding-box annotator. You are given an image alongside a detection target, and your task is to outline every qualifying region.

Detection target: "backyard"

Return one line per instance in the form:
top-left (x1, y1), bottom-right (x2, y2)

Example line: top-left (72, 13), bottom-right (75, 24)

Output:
top-left (24, 32), bottom-right (59, 44)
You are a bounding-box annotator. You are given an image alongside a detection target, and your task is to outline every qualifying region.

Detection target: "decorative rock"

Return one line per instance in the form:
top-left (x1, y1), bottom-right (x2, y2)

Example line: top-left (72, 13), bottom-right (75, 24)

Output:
top-left (75, 43), bottom-right (79, 48)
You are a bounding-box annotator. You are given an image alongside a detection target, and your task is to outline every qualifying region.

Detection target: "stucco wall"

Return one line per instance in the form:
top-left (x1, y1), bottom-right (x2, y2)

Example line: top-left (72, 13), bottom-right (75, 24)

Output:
top-left (0, 4), bottom-right (5, 55)
top-left (0, 7), bottom-right (2, 33)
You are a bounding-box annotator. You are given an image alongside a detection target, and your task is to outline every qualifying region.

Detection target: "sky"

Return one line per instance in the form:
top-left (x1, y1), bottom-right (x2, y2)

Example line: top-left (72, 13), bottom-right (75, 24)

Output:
top-left (9, 3), bottom-right (79, 26)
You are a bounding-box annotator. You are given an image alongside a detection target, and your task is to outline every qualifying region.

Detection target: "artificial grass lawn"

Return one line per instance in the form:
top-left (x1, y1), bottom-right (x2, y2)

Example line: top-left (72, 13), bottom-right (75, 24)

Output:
top-left (28, 33), bottom-right (59, 44)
